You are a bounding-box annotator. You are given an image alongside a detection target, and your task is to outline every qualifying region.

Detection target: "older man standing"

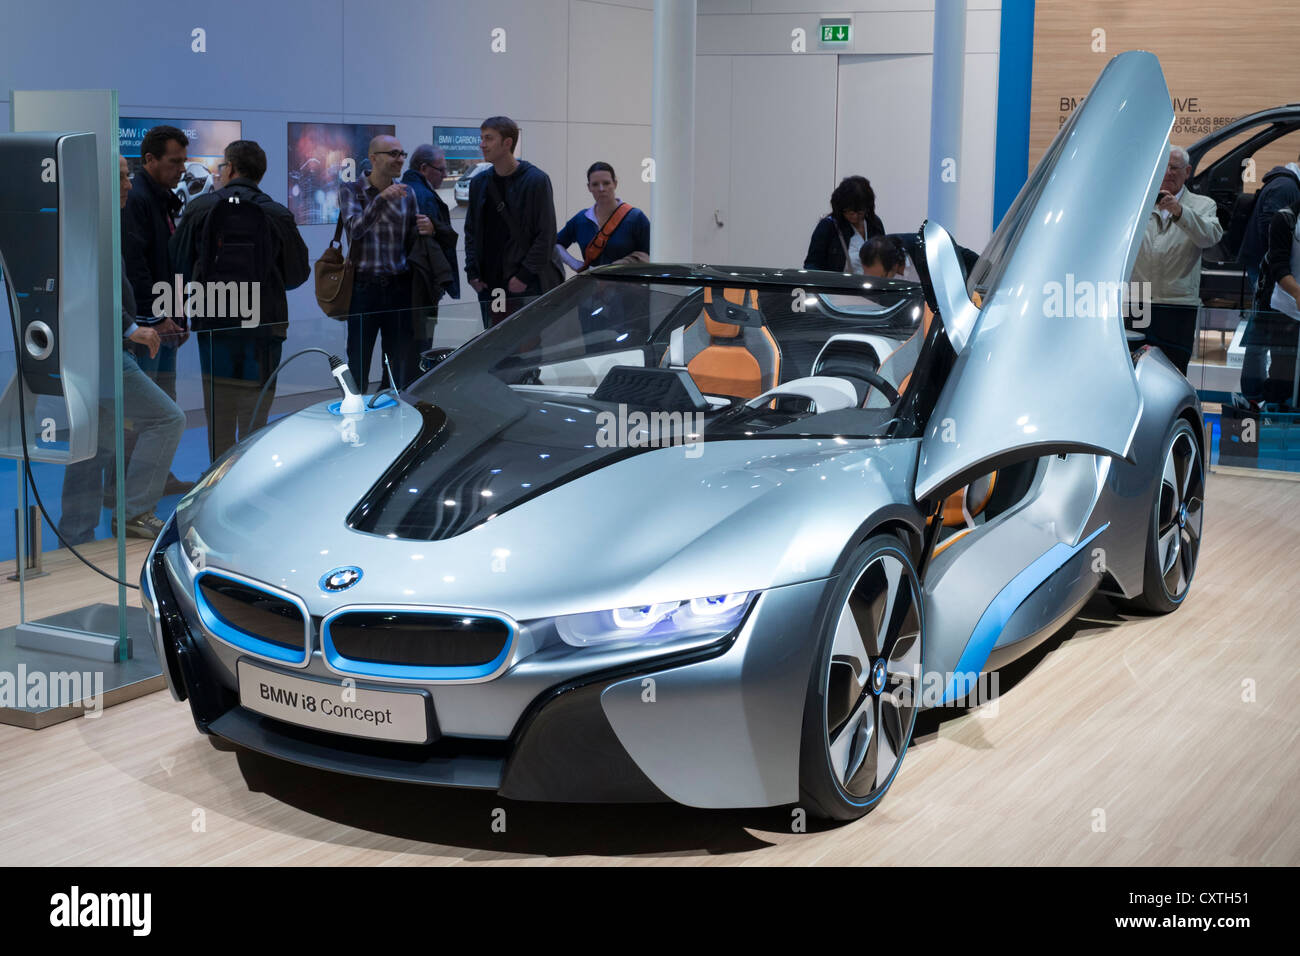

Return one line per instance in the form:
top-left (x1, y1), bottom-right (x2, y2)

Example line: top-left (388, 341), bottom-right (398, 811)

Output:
top-left (338, 134), bottom-right (433, 391)
top-left (401, 144), bottom-right (460, 382)
top-left (1130, 145), bottom-right (1223, 374)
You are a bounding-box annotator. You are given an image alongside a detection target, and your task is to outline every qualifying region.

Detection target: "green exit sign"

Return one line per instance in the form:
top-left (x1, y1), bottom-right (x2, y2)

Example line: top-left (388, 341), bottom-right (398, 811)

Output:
top-left (819, 19), bottom-right (852, 44)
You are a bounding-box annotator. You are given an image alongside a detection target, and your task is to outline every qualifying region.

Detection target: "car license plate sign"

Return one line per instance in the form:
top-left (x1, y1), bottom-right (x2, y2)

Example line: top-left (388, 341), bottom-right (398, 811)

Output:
top-left (237, 660), bottom-right (430, 744)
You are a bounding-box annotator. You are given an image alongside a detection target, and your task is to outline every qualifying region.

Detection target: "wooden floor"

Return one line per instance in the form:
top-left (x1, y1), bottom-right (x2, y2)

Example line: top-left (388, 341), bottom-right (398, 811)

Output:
top-left (1, 471), bottom-right (1297, 865)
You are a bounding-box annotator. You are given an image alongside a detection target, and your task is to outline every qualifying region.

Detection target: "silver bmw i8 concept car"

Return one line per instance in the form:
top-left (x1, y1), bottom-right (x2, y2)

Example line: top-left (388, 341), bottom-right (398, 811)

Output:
top-left (142, 51), bottom-right (1204, 820)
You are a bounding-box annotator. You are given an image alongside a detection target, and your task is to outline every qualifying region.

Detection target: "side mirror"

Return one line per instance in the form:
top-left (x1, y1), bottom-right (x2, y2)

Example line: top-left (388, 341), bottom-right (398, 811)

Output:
top-left (419, 346), bottom-right (456, 373)
top-left (922, 219), bottom-right (980, 354)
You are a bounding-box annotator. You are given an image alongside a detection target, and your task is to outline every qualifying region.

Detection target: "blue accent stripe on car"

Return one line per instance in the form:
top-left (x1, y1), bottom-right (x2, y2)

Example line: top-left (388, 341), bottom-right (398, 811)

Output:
top-left (193, 572), bottom-right (308, 666)
top-left (993, 0), bottom-right (1036, 228)
top-left (943, 522), bottom-right (1107, 704)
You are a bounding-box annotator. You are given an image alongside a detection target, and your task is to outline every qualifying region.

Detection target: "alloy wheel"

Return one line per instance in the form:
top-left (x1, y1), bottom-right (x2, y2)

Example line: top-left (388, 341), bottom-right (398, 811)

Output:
top-left (1156, 426), bottom-right (1204, 601)
top-left (824, 551), bottom-right (922, 799)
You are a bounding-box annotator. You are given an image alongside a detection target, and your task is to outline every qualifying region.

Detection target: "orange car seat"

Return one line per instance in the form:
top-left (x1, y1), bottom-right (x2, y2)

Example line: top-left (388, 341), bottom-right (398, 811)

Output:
top-left (663, 287), bottom-right (782, 399)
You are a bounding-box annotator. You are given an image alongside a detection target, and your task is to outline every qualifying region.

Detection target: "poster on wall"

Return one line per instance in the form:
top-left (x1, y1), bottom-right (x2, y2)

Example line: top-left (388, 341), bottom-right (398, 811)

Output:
top-left (433, 126), bottom-right (486, 181)
top-left (432, 124), bottom-right (522, 181)
top-left (1029, 0), bottom-right (1300, 184)
top-left (287, 122), bottom-right (396, 226)
top-left (119, 117), bottom-right (242, 220)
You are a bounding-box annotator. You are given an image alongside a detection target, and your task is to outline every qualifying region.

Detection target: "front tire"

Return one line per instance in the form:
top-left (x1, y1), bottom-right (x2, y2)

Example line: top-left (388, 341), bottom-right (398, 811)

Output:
top-left (799, 534), bottom-right (923, 821)
top-left (1126, 417), bottom-right (1204, 613)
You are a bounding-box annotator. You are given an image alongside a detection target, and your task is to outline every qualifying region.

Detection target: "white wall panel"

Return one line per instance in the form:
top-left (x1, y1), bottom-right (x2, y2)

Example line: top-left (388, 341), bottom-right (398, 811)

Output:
top-left (343, 0), bottom-right (569, 121)
top-left (956, 51), bottom-right (998, 248)
top-left (727, 54), bottom-right (838, 269)
top-left (692, 55), bottom-right (734, 264)
top-left (836, 53), bottom-right (932, 241)
top-left (567, 0), bottom-right (654, 125)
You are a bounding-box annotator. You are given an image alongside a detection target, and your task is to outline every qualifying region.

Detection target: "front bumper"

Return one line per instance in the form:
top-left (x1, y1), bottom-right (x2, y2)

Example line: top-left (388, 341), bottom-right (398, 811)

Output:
top-left (141, 529), bottom-right (830, 809)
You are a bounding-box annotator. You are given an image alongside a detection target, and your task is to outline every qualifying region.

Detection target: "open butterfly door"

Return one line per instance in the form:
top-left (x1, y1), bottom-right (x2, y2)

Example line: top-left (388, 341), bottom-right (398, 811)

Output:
top-left (915, 51), bottom-right (1175, 502)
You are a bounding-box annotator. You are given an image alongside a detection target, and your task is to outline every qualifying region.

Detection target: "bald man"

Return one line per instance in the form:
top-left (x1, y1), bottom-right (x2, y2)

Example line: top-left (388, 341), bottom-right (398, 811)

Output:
top-left (337, 134), bottom-right (434, 390)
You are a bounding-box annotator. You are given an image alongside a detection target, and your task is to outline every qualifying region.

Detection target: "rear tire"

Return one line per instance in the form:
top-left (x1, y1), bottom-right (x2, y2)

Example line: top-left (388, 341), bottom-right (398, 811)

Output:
top-left (1124, 418), bottom-right (1204, 613)
top-left (798, 534), bottom-right (923, 821)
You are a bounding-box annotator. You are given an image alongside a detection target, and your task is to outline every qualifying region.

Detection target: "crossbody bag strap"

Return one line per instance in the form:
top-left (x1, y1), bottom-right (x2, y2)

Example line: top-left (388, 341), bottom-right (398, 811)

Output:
top-left (579, 202), bottom-right (633, 271)
top-left (484, 173), bottom-right (527, 249)
top-left (330, 208), bottom-right (346, 250)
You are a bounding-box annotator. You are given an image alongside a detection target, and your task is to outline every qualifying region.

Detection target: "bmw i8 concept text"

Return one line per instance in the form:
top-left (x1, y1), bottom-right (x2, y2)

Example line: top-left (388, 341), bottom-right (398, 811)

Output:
top-left (142, 52), bottom-right (1205, 820)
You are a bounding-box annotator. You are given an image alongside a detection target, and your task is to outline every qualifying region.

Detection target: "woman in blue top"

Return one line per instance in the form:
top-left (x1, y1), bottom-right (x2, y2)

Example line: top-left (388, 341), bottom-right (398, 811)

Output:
top-left (555, 162), bottom-right (651, 273)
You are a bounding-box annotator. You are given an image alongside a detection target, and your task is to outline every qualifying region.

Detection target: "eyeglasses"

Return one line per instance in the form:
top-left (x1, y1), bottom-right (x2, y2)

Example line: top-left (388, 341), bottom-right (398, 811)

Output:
top-left (425, 165), bottom-right (448, 174)
top-left (216, 162), bottom-right (230, 172)
top-left (374, 149), bottom-right (408, 159)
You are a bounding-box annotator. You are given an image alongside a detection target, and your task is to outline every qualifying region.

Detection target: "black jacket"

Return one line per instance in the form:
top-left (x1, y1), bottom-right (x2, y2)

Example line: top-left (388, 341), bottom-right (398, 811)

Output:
top-left (401, 169), bottom-right (460, 299)
top-left (1256, 199), bottom-right (1300, 307)
top-left (409, 234), bottom-right (456, 314)
top-left (169, 178), bottom-right (310, 338)
top-left (120, 257), bottom-right (136, 336)
top-left (464, 160), bottom-right (563, 290)
top-left (1240, 165), bottom-right (1300, 275)
top-left (803, 212), bottom-right (886, 272)
top-left (121, 168), bottom-right (182, 324)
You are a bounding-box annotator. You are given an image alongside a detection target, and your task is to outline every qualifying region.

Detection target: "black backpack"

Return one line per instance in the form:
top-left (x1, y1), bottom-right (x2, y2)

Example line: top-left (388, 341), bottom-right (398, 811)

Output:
top-left (195, 188), bottom-right (274, 292)
top-left (1255, 205), bottom-right (1298, 312)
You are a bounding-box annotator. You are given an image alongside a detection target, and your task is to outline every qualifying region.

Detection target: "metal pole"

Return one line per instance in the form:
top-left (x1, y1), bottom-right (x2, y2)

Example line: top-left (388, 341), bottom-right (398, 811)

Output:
top-left (928, 0), bottom-right (967, 234)
top-left (650, 0), bottom-right (697, 262)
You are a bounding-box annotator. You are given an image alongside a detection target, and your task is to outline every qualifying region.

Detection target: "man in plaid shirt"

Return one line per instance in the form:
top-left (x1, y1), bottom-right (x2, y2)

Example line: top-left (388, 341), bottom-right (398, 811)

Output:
top-left (339, 134), bottom-right (433, 390)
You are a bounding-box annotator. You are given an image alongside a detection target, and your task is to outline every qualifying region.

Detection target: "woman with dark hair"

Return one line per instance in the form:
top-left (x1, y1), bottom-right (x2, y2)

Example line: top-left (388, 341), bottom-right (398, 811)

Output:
top-left (556, 162), bottom-right (651, 272)
top-left (803, 175), bottom-right (885, 273)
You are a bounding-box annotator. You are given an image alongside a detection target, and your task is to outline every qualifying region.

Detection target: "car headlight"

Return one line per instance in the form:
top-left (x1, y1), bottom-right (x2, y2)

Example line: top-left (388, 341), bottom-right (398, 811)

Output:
top-left (555, 591), bottom-right (755, 647)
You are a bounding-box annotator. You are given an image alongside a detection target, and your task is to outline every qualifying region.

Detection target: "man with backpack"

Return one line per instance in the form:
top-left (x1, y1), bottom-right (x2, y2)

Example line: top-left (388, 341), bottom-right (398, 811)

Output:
top-left (1236, 157), bottom-right (1300, 407)
top-left (1245, 199), bottom-right (1300, 407)
top-left (170, 139), bottom-right (310, 460)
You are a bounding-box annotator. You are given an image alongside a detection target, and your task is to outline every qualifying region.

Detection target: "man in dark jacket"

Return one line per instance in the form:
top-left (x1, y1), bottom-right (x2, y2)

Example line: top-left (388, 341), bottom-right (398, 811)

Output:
top-left (1236, 159), bottom-right (1300, 406)
top-left (1238, 159), bottom-right (1300, 283)
top-left (1242, 199), bottom-right (1300, 406)
top-left (402, 144), bottom-right (460, 299)
top-left (402, 144), bottom-right (460, 383)
top-left (122, 124), bottom-right (189, 400)
top-left (170, 139), bottom-right (310, 459)
top-left (464, 116), bottom-right (563, 329)
top-left (60, 157), bottom-right (186, 543)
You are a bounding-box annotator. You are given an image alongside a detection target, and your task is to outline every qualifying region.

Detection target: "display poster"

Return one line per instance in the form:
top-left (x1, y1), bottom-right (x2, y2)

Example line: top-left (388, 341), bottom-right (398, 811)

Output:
top-left (1030, 0), bottom-right (1299, 189)
top-left (433, 126), bottom-right (486, 180)
top-left (431, 124), bottom-right (522, 180)
top-left (119, 117), bottom-right (242, 219)
top-left (287, 122), bottom-right (397, 226)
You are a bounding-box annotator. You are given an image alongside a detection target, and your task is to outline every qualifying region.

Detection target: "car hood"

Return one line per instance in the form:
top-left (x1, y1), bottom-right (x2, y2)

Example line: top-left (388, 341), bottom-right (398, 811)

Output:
top-left (174, 396), bottom-right (921, 620)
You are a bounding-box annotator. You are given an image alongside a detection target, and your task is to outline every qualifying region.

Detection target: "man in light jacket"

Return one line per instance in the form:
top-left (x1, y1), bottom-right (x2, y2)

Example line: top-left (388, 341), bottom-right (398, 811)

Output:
top-left (1130, 145), bottom-right (1224, 374)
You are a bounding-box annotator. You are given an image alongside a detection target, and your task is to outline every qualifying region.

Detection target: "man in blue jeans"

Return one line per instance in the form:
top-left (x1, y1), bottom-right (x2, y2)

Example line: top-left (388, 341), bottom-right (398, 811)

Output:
top-left (60, 158), bottom-right (186, 542)
top-left (338, 134), bottom-right (433, 392)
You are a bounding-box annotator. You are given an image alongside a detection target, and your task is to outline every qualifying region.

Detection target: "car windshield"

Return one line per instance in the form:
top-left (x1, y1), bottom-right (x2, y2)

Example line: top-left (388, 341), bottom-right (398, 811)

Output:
top-left (408, 274), bottom-right (930, 440)
top-left (352, 275), bottom-right (933, 540)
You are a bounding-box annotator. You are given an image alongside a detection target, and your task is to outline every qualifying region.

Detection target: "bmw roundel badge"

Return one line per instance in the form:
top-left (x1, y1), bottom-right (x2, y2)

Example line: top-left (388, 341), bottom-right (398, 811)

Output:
top-left (321, 566), bottom-right (363, 592)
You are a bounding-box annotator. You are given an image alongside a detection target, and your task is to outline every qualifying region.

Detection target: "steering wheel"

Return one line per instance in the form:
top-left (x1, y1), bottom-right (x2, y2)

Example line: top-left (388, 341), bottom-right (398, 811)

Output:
top-left (855, 368), bottom-right (901, 406)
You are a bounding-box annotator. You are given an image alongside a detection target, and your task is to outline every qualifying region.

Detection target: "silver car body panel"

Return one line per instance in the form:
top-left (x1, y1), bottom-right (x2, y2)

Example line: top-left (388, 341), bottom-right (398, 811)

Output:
top-left (916, 51), bottom-right (1174, 500)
